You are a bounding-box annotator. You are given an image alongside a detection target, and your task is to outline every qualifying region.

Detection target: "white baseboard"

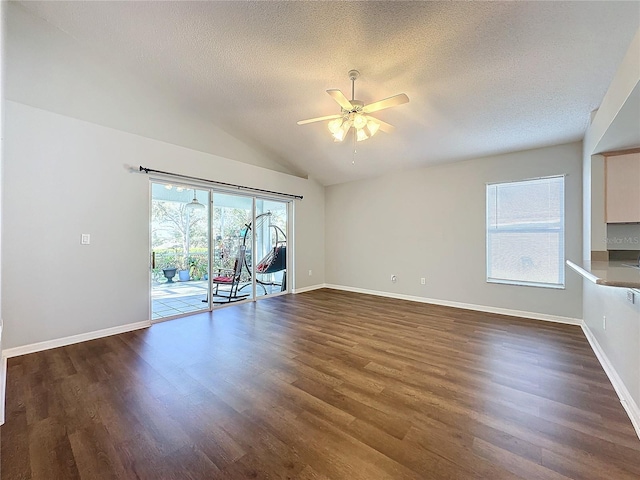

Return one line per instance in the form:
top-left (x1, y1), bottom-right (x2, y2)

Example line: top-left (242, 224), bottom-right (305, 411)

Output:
top-left (1, 320), bottom-right (4, 425)
top-left (581, 321), bottom-right (640, 440)
top-left (292, 283), bottom-right (326, 294)
top-left (323, 284), bottom-right (582, 325)
top-left (321, 284), bottom-right (638, 439)
top-left (2, 320), bottom-right (151, 359)
top-left (0, 289), bottom-right (636, 442)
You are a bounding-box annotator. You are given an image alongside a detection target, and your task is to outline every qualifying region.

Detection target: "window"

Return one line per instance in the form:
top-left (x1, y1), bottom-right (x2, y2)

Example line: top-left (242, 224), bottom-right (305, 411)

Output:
top-left (486, 176), bottom-right (565, 288)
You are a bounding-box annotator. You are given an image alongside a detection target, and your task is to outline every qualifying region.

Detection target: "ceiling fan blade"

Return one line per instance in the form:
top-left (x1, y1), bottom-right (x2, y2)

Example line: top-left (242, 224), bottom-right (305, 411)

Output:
top-left (297, 114), bottom-right (342, 125)
top-left (362, 93), bottom-right (409, 114)
top-left (368, 117), bottom-right (395, 133)
top-left (327, 89), bottom-right (354, 110)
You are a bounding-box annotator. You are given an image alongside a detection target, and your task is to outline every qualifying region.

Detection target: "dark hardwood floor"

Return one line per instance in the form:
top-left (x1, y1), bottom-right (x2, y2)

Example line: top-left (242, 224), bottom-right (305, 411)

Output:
top-left (2, 289), bottom-right (639, 479)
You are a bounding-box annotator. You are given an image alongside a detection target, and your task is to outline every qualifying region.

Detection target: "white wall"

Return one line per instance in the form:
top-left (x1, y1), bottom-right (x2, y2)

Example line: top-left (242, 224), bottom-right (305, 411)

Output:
top-left (588, 154), bottom-right (607, 254)
top-left (584, 281), bottom-right (640, 407)
top-left (607, 224), bottom-right (640, 251)
top-left (1, 2), bottom-right (324, 352)
top-left (581, 29), bottom-right (640, 422)
top-left (325, 142), bottom-right (583, 321)
top-left (2, 101), bottom-right (325, 350)
top-left (5, 2), bottom-right (301, 178)
top-left (587, 30), bottom-right (640, 155)
top-left (0, 0), bottom-right (6, 426)
top-left (586, 29), bottom-right (640, 255)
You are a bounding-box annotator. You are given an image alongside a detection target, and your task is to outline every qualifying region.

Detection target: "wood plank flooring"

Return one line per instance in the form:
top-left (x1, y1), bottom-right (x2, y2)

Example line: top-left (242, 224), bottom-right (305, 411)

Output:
top-left (2, 289), bottom-right (639, 479)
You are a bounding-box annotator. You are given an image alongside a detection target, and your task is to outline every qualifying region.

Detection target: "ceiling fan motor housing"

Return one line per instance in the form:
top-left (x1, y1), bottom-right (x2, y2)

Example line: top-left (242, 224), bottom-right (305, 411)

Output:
top-left (342, 100), bottom-right (364, 115)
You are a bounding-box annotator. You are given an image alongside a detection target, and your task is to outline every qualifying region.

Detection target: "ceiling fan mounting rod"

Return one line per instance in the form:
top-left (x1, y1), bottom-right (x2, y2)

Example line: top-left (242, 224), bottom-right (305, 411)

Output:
top-left (348, 69), bottom-right (359, 101)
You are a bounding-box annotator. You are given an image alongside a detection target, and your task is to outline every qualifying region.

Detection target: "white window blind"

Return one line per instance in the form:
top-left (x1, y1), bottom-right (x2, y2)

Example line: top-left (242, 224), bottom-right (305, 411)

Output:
top-left (486, 176), bottom-right (565, 288)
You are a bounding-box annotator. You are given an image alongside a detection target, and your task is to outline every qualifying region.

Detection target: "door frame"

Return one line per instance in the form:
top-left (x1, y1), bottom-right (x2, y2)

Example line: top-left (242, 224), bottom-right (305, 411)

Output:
top-left (148, 179), bottom-right (293, 322)
top-left (149, 180), bottom-right (212, 323)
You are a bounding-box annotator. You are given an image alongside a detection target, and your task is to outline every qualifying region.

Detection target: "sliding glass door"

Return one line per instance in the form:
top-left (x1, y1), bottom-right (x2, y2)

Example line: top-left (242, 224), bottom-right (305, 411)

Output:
top-left (211, 192), bottom-right (254, 304)
top-left (150, 182), bottom-right (290, 320)
top-left (254, 199), bottom-right (288, 298)
top-left (151, 183), bottom-right (210, 320)
top-left (209, 194), bottom-right (289, 303)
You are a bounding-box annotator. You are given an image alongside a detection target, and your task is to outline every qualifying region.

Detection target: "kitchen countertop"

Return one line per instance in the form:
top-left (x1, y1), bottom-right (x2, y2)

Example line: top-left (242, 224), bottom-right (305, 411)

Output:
top-left (566, 259), bottom-right (640, 289)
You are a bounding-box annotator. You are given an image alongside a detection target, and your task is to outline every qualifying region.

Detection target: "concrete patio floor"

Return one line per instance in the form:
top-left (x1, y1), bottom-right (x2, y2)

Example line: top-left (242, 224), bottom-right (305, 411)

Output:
top-left (152, 277), bottom-right (285, 320)
top-left (152, 280), bottom-right (210, 320)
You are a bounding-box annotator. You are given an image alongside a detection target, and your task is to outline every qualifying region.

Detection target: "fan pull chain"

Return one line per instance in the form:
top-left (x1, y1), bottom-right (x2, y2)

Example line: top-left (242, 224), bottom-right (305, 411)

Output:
top-left (352, 129), bottom-right (357, 164)
top-left (351, 70), bottom-right (357, 165)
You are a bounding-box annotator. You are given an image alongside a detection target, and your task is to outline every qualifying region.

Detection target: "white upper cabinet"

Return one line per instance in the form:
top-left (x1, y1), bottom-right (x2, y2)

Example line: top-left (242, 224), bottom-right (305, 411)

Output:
top-left (605, 151), bottom-right (640, 223)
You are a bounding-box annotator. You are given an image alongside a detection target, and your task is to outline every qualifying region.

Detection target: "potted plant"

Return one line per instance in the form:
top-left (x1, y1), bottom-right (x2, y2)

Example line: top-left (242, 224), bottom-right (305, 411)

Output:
top-left (163, 267), bottom-right (177, 283)
top-left (177, 257), bottom-right (190, 282)
top-left (188, 254), bottom-right (207, 281)
top-left (159, 252), bottom-right (177, 282)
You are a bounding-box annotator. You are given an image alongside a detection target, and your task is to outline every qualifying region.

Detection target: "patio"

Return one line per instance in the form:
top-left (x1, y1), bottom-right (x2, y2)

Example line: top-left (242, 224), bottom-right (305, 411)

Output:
top-left (151, 278), bottom-right (283, 320)
top-left (152, 280), bottom-right (209, 320)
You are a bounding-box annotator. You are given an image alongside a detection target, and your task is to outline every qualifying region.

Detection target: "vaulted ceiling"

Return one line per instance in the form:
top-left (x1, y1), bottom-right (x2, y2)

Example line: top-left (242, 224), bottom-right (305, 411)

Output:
top-left (17, 1), bottom-right (640, 185)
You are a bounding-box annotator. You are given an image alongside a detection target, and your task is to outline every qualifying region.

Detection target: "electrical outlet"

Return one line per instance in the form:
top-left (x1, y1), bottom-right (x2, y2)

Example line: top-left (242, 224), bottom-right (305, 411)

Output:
top-left (391, 275), bottom-right (397, 283)
top-left (603, 316), bottom-right (606, 330)
top-left (420, 278), bottom-right (426, 285)
top-left (81, 233), bottom-right (90, 245)
top-left (308, 270), bottom-right (312, 276)
top-left (627, 290), bottom-right (635, 304)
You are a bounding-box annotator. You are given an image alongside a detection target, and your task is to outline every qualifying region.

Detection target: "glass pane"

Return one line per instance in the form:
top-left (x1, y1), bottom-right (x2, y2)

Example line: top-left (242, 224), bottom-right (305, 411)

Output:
top-left (211, 192), bottom-right (253, 304)
top-left (255, 199), bottom-right (288, 298)
top-left (151, 183), bottom-right (210, 320)
top-left (488, 231), bottom-right (563, 285)
top-left (487, 176), bottom-right (564, 287)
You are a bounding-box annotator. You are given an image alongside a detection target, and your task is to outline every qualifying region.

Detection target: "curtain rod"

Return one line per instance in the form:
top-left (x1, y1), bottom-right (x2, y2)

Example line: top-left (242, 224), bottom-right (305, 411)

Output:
top-left (138, 166), bottom-right (303, 200)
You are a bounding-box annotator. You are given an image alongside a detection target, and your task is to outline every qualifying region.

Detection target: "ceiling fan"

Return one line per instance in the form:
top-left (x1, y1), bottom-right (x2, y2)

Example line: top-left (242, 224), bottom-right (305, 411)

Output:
top-left (297, 70), bottom-right (409, 143)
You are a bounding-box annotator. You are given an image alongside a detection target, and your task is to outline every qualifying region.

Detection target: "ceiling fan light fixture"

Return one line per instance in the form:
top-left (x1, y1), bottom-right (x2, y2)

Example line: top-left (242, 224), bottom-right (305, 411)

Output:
top-left (297, 70), bottom-right (408, 148)
top-left (327, 117), bottom-right (344, 134)
top-left (366, 119), bottom-right (380, 137)
top-left (333, 129), bottom-right (346, 142)
top-left (352, 113), bottom-right (368, 130)
top-left (335, 119), bottom-right (352, 141)
top-left (356, 128), bottom-right (369, 142)
top-left (333, 126), bottom-right (348, 142)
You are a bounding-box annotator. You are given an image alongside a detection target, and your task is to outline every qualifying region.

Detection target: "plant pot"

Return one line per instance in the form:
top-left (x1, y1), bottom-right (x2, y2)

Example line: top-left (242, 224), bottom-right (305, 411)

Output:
top-left (178, 269), bottom-right (190, 282)
top-left (163, 268), bottom-right (177, 283)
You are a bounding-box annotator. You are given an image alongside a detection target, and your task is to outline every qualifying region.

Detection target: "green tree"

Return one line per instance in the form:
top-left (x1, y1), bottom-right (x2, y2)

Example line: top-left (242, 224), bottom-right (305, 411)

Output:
top-left (152, 200), bottom-right (207, 268)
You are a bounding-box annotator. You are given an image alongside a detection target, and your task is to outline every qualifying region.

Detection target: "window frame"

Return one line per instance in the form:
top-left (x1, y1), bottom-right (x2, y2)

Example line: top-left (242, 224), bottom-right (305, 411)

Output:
top-left (486, 175), bottom-right (566, 289)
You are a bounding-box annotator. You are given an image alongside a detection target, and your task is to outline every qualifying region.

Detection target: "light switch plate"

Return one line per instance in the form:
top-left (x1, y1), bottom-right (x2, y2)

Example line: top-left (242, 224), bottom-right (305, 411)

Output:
top-left (81, 234), bottom-right (90, 245)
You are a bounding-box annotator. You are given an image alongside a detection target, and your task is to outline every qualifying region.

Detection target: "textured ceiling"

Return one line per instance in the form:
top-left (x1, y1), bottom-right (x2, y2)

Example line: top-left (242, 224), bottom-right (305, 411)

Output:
top-left (17, 1), bottom-right (640, 185)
